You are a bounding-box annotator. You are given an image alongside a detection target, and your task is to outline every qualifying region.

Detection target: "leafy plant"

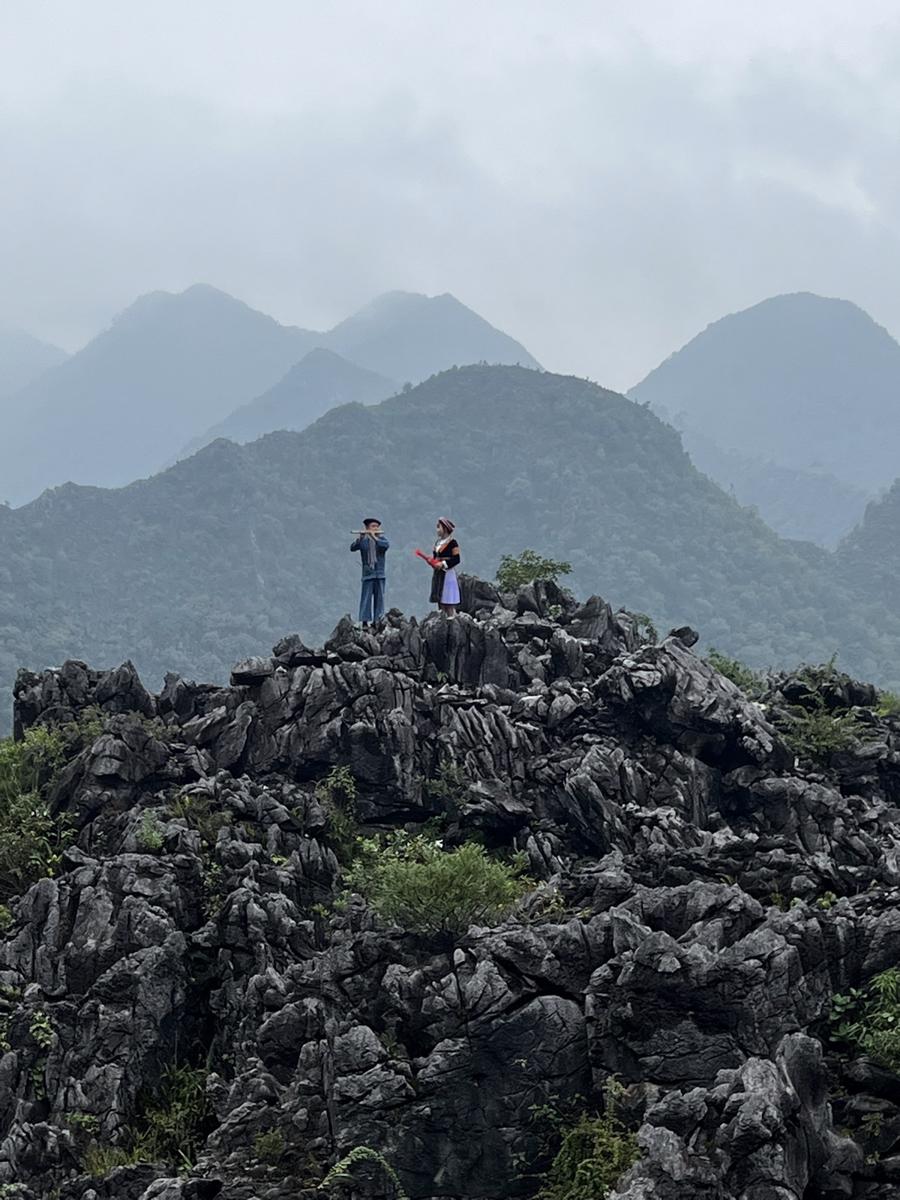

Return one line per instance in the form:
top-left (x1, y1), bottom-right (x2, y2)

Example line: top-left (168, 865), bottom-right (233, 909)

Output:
top-left (830, 968), bottom-right (900, 1069)
top-left (170, 790), bottom-right (228, 846)
top-left (537, 1081), bottom-right (638, 1200)
top-left (422, 761), bottom-right (469, 808)
top-left (316, 766), bottom-right (358, 864)
top-left (706, 648), bottom-right (763, 695)
top-left (0, 904), bottom-right (11, 933)
top-left (631, 612), bottom-right (658, 645)
top-left (82, 1144), bottom-right (135, 1177)
top-left (253, 1128), bottom-right (286, 1163)
top-left (67, 1112), bottom-right (100, 1135)
top-left (29, 1009), bottom-right (54, 1050)
top-left (496, 549), bottom-right (572, 591)
top-left (346, 831), bottom-right (529, 940)
top-left (200, 860), bottom-right (226, 919)
top-left (137, 811), bottom-right (164, 852)
top-left (320, 1146), bottom-right (408, 1199)
top-left (779, 694), bottom-right (862, 763)
top-left (877, 690), bottom-right (900, 718)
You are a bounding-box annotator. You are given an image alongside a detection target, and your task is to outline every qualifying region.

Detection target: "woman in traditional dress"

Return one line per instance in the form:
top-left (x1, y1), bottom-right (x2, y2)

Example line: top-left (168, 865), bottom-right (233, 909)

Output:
top-left (430, 517), bottom-right (461, 615)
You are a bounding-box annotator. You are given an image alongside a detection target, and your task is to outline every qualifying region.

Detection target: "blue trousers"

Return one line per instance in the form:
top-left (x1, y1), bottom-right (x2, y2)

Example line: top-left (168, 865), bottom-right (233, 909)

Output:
top-left (359, 577), bottom-right (385, 623)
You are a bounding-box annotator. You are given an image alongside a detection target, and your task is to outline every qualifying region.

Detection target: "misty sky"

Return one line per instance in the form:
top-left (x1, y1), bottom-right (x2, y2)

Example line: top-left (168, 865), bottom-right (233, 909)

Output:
top-left (3, 0), bottom-right (900, 390)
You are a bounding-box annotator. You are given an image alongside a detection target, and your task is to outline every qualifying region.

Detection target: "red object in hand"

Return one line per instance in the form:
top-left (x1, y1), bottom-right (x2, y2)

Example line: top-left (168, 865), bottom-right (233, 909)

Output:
top-left (414, 548), bottom-right (441, 568)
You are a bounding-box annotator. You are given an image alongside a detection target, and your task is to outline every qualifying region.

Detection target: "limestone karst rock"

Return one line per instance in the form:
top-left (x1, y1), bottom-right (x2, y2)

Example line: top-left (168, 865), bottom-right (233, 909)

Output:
top-left (3, 580), bottom-right (900, 1198)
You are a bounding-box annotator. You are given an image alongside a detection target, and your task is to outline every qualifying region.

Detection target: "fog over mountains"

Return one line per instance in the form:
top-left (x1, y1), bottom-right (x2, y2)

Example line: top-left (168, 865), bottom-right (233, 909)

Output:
top-left (0, 286), bottom-right (538, 506)
top-left (630, 292), bottom-right (900, 546)
top-left (0, 326), bottom-right (67, 399)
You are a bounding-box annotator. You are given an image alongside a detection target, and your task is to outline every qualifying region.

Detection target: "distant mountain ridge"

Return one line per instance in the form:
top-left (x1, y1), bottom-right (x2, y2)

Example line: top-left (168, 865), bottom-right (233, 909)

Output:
top-left (0, 285), bottom-right (316, 505)
top-left (0, 326), bottom-right (67, 399)
top-left (0, 286), bottom-right (539, 504)
top-left (181, 349), bottom-right (397, 454)
top-left (630, 292), bottom-right (900, 497)
top-left (2, 363), bottom-right (899, 735)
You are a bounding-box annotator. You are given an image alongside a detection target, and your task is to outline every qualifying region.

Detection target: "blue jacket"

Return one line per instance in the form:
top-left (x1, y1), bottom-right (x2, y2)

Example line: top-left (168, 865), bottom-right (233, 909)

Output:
top-left (351, 533), bottom-right (389, 579)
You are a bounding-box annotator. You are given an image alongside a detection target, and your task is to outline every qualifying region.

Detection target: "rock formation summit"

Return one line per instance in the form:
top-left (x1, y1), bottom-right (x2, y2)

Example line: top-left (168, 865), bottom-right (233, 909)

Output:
top-left (4, 578), bottom-right (900, 1198)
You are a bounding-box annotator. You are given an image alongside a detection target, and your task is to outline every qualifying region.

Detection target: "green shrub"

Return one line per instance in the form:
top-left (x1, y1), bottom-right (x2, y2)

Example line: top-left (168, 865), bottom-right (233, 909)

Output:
top-left (0, 904), bottom-right (11, 932)
top-left (830, 967), bottom-right (900, 1070)
top-left (137, 811), bottom-right (164, 852)
top-left (346, 832), bottom-right (529, 939)
top-left (253, 1128), bottom-right (286, 1163)
top-left (82, 1144), bottom-right (136, 1177)
top-left (422, 761), bottom-right (469, 808)
top-left (80, 1063), bottom-right (212, 1177)
top-left (779, 695), bottom-right (862, 762)
top-left (496, 550), bottom-right (572, 591)
top-left (706, 648), bottom-right (763, 696)
top-left (631, 612), bottom-right (658, 645)
top-left (877, 690), bottom-right (900, 718)
top-left (320, 1146), bottom-right (407, 1198)
top-left (537, 1083), bottom-right (638, 1200)
top-left (316, 766), bottom-right (358, 864)
top-left (29, 1009), bottom-right (53, 1050)
top-left (0, 729), bottom-right (71, 901)
top-left (170, 790), bottom-right (228, 845)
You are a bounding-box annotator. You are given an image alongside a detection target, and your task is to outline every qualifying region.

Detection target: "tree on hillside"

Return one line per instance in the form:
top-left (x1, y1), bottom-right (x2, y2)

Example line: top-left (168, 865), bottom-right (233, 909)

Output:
top-left (495, 549), bottom-right (573, 591)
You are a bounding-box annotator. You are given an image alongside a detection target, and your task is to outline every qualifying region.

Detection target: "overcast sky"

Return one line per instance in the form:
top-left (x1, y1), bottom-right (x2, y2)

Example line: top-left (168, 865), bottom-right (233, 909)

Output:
top-left (3, 0), bottom-right (900, 389)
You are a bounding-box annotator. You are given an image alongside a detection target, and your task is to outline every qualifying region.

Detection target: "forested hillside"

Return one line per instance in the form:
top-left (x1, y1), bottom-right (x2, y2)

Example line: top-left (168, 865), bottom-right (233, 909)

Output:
top-left (2, 364), bottom-right (899, 733)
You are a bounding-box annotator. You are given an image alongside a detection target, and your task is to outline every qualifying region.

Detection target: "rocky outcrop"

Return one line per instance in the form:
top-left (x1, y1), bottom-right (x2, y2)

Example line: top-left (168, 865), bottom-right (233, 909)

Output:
top-left (3, 579), bottom-right (900, 1199)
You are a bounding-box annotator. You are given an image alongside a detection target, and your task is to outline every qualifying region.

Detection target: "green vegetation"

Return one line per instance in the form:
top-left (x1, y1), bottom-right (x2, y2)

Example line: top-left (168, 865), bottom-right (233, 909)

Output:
top-left (137, 811), bottom-right (165, 852)
top-left (778, 695), bottom-right (862, 763)
top-left (320, 1146), bottom-right (407, 1198)
top-left (631, 613), bottom-right (658, 645)
top-left (706, 648), bottom-right (763, 695)
top-left (316, 766), bottom-right (358, 864)
top-left (170, 789), bottom-right (228, 846)
top-left (422, 761), bottom-right (470, 808)
top-left (0, 716), bottom-right (102, 901)
top-left (0, 904), bottom-right (11, 932)
top-left (536, 1083), bottom-right (638, 1200)
top-left (253, 1128), bottom-right (286, 1163)
top-left (877, 690), bottom-right (900, 718)
top-left (79, 1064), bottom-right (212, 1176)
top-left (496, 549), bottom-right (573, 592)
top-left (29, 1009), bottom-right (54, 1050)
top-left (346, 831), bottom-right (529, 940)
top-left (830, 968), bottom-right (900, 1070)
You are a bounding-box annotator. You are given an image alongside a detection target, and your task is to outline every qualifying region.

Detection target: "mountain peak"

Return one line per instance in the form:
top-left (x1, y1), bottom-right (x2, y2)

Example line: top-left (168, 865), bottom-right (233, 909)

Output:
top-left (630, 291), bottom-right (900, 492)
top-left (324, 290), bottom-right (540, 382)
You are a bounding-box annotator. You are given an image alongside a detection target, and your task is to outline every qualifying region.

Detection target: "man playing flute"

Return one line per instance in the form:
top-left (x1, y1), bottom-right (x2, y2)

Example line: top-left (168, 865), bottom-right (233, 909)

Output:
top-left (350, 517), bottom-right (390, 627)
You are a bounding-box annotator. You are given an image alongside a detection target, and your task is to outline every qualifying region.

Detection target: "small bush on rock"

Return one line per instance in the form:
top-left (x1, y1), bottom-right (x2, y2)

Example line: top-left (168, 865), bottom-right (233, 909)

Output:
top-left (320, 1146), bottom-right (407, 1199)
top-left (831, 967), bottom-right (900, 1070)
top-left (779, 695), bottom-right (863, 763)
top-left (706, 649), bottom-right (763, 696)
top-left (253, 1128), bottom-right (286, 1163)
top-left (496, 549), bottom-right (572, 591)
top-left (0, 725), bottom-right (82, 900)
top-left (346, 831), bottom-right (529, 939)
top-left (317, 766), bottom-right (358, 863)
top-left (537, 1082), bottom-right (638, 1200)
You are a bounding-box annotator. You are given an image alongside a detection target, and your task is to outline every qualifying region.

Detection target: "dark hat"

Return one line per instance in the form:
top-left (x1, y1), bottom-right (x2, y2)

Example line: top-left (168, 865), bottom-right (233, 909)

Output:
top-left (437, 516), bottom-right (455, 533)
top-left (363, 517), bottom-right (381, 526)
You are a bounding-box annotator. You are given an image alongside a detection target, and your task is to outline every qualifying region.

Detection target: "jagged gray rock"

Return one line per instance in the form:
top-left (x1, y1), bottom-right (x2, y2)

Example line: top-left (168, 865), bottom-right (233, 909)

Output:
top-left (2, 582), bottom-right (900, 1198)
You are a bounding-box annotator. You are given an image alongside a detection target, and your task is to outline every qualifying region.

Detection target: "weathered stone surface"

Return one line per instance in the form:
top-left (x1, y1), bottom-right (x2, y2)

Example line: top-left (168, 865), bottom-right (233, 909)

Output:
top-left (4, 581), bottom-right (900, 1198)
